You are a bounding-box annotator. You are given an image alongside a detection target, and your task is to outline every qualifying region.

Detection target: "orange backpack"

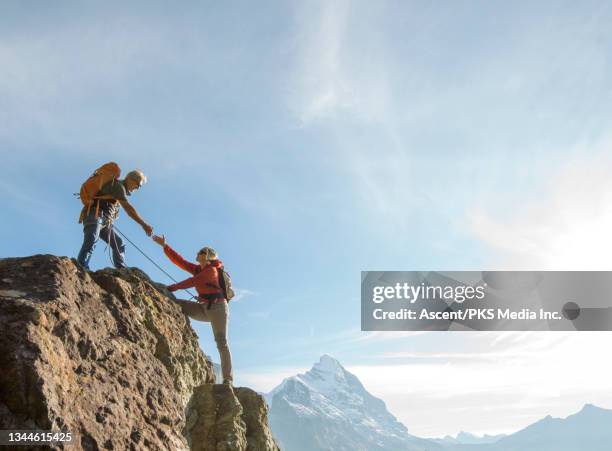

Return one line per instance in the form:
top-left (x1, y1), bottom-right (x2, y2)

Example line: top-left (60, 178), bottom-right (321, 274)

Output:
top-left (78, 162), bottom-right (121, 223)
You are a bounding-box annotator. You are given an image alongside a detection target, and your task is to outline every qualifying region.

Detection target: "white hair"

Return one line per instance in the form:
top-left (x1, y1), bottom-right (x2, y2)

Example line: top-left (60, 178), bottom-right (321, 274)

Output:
top-left (126, 169), bottom-right (147, 186)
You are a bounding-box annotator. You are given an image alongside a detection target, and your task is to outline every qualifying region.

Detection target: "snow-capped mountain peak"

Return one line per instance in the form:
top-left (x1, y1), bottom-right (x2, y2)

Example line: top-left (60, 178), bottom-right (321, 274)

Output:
top-left (297, 354), bottom-right (356, 395)
top-left (266, 355), bottom-right (444, 451)
top-left (312, 354), bottom-right (344, 374)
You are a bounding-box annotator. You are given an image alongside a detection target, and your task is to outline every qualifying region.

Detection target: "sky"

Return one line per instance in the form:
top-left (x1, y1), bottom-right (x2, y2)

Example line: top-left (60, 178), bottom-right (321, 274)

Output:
top-left (2, 0), bottom-right (612, 438)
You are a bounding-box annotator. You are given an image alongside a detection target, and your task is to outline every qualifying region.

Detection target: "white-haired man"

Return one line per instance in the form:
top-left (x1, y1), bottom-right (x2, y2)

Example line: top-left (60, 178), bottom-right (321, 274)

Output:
top-left (77, 170), bottom-right (153, 270)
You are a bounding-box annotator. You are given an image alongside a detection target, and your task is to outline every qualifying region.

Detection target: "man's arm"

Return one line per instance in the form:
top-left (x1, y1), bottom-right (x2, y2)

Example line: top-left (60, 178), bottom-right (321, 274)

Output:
top-left (119, 199), bottom-right (153, 236)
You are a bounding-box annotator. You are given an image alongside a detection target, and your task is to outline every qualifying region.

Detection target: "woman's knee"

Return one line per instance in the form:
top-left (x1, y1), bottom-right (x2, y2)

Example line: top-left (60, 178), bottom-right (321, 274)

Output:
top-left (214, 333), bottom-right (229, 349)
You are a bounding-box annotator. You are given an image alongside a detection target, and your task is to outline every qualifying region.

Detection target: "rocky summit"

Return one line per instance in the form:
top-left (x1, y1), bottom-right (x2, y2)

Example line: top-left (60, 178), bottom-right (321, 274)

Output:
top-left (0, 255), bottom-right (279, 451)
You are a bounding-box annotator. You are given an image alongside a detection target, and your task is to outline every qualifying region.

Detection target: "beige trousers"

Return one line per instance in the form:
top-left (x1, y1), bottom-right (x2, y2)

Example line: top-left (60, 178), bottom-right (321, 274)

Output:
top-left (174, 299), bottom-right (233, 383)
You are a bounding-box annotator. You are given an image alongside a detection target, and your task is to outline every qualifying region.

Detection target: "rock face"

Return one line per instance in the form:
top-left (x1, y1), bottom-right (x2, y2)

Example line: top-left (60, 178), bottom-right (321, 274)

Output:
top-left (0, 255), bottom-right (279, 451)
top-left (234, 388), bottom-right (280, 451)
top-left (184, 386), bottom-right (279, 451)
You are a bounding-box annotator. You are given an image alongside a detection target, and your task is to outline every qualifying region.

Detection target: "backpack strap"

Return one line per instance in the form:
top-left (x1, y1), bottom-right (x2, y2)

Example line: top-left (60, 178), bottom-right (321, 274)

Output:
top-left (203, 268), bottom-right (228, 298)
top-left (78, 194), bottom-right (121, 223)
top-left (200, 269), bottom-right (228, 310)
top-left (217, 268), bottom-right (228, 301)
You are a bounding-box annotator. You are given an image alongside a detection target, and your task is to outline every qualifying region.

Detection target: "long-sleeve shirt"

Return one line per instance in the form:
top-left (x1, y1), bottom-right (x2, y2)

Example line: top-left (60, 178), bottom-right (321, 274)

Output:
top-left (163, 245), bottom-right (224, 297)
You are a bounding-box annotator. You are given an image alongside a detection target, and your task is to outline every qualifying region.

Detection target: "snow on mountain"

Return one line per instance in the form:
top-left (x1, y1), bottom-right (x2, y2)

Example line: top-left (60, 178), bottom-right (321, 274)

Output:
top-left (265, 354), bottom-right (443, 451)
top-left (264, 355), bottom-right (611, 451)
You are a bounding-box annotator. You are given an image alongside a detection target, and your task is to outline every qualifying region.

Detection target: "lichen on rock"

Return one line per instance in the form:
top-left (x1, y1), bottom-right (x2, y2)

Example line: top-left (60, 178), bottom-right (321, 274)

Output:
top-left (0, 255), bottom-right (279, 451)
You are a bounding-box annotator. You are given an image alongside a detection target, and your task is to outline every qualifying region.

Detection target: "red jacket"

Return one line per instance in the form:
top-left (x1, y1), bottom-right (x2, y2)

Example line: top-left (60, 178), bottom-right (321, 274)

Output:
top-left (164, 245), bottom-right (224, 298)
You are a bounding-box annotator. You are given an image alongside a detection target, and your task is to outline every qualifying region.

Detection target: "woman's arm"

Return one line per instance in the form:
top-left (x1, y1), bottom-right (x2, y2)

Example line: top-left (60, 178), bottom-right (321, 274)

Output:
top-left (152, 234), bottom-right (199, 275)
top-left (167, 276), bottom-right (196, 292)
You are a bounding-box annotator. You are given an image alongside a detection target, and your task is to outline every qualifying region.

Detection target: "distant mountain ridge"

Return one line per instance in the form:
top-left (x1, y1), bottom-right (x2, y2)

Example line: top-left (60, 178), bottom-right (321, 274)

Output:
top-left (432, 431), bottom-right (506, 446)
top-left (444, 403), bottom-right (612, 451)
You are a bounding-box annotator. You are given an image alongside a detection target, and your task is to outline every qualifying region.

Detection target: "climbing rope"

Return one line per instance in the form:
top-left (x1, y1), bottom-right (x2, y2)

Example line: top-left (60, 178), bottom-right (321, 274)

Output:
top-left (110, 224), bottom-right (197, 300)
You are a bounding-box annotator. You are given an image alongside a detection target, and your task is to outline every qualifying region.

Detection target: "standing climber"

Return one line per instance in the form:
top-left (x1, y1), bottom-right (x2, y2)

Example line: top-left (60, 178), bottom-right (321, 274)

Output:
top-left (152, 234), bottom-right (234, 386)
top-left (77, 163), bottom-right (153, 270)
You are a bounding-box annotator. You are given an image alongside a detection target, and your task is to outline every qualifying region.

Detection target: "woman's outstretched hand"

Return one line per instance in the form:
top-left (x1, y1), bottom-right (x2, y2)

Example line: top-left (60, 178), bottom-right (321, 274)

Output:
top-left (152, 234), bottom-right (167, 247)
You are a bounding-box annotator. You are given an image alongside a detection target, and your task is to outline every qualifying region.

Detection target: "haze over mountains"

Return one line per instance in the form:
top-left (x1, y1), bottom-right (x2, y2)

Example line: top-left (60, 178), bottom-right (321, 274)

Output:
top-left (444, 403), bottom-right (612, 451)
top-left (432, 432), bottom-right (506, 446)
top-left (265, 355), bottom-right (612, 451)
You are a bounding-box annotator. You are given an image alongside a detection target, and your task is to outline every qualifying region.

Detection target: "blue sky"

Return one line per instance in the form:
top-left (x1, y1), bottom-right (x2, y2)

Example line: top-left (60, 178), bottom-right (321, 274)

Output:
top-left (2, 0), bottom-right (612, 437)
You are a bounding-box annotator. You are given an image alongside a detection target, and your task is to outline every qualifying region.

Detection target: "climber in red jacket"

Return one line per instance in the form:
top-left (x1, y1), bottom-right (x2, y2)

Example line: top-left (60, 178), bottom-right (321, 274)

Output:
top-left (152, 234), bottom-right (233, 386)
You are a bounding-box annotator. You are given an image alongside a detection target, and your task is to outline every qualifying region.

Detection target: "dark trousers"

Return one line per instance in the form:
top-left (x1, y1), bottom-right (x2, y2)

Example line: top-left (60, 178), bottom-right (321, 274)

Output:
top-left (77, 214), bottom-right (125, 270)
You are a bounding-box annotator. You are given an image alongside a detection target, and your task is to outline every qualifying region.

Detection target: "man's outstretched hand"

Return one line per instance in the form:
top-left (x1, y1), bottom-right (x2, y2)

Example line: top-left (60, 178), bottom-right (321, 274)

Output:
top-left (152, 234), bottom-right (166, 247)
top-left (142, 223), bottom-right (153, 237)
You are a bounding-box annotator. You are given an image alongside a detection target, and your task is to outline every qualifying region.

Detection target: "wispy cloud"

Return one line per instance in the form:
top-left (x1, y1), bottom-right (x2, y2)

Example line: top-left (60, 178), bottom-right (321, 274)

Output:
top-left (469, 139), bottom-right (612, 269)
top-left (234, 330), bottom-right (612, 437)
top-left (349, 332), bottom-right (612, 437)
top-left (231, 288), bottom-right (257, 303)
top-left (287, 1), bottom-right (430, 239)
top-left (290, 0), bottom-right (353, 125)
